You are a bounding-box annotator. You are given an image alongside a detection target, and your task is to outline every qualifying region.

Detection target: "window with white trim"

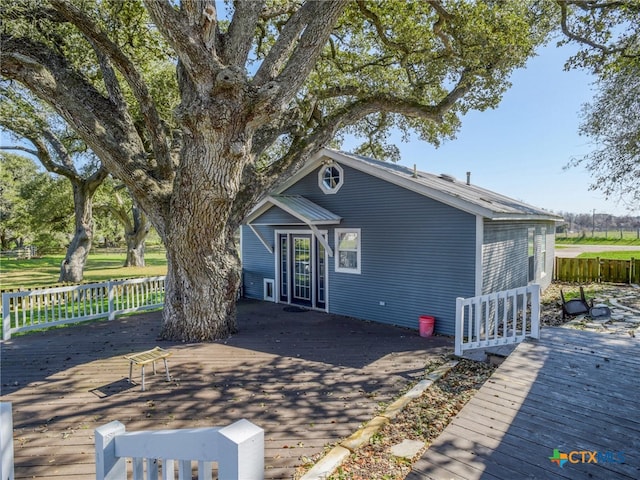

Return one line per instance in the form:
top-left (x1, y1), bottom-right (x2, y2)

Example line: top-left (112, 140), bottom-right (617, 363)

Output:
top-left (527, 227), bottom-right (535, 282)
top-left (335, 228), bottom-right (361, 274)
top-left (540, 227), bottom-right (547, 276)
top-left (318, 163), bottom-right (344, 194)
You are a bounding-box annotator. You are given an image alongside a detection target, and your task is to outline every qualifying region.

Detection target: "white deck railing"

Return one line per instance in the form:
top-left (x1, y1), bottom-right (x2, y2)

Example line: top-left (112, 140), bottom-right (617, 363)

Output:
top-left (2, 277), bottom-right (165, 340)
top-left (1, 402), bottom-right (14, 480)
top-left (455, 284), bottom-right (540, 356)
top-left (95, 419), bottom-right (264, 480)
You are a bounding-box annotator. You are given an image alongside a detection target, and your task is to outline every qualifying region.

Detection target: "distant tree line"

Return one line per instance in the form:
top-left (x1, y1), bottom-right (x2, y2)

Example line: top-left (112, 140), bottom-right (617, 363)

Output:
top-left (0, 152), bottom-right (154, 267)
top-left (556, 212), bottom-right (640, 237)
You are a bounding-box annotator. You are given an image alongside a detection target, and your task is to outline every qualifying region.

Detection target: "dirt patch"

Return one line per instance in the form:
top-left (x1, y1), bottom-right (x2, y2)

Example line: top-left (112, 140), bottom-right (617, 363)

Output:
top-left (295, 357), bottom-right (496, 480)
top-left (540, 282), bottom-right (639, 326)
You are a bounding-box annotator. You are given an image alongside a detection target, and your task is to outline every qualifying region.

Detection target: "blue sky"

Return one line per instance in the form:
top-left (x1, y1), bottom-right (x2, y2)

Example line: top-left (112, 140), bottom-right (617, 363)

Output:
top-left (344, 42), bottom-right (634, 217)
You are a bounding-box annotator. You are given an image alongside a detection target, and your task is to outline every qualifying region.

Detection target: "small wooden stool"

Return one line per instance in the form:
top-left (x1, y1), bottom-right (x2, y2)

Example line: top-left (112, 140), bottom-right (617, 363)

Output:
top-left (124, 347), bottom-right (172, 391)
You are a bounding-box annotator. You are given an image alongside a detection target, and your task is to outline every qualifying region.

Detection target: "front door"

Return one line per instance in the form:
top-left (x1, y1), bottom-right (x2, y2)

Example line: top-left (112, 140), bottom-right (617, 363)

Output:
top-left (278, 232), bottom-right (327, 310)
top-left (292, 235), bottom-right (312, 306)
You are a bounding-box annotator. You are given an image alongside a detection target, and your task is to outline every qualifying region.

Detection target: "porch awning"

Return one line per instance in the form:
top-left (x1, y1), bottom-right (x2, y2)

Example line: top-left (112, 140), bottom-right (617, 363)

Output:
top-left (245, 195), bottom-right (341, 256)
top-left (267, 195), bottom-right (342, 225)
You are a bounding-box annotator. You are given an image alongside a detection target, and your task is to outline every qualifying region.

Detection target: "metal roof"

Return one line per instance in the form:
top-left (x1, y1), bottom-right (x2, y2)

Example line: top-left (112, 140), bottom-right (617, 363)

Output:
top-left (323, 150), bottom-right (562, 221)
top-left (267, 195), bottom-right (342, 225)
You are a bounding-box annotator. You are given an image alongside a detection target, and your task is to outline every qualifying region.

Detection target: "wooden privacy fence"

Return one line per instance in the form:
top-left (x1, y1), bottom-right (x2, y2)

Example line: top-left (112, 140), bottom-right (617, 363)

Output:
top-left (554, 257), bottom-right (640, 284)
top-left (1, 276), bottom-right (165, 340)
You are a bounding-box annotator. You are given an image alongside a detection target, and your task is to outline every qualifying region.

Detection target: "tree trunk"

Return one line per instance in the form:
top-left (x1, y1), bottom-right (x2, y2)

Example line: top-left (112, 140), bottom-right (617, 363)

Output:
top-left (159, 125), bottom-right (246, 342)
top-left (59, 182), bottom-right (94, 283)
top-left (125, 238), bottom-right (146, 267)
top-left (123, 204), bottom-right (149, 267)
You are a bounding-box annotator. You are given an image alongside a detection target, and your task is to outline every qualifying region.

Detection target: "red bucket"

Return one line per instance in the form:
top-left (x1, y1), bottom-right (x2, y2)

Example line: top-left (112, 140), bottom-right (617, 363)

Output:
top-left (419, 315), bottom-right (435, 337)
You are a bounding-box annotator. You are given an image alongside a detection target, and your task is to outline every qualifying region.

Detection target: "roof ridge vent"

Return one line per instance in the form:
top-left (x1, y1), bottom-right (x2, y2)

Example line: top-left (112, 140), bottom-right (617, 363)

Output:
top-left (439, 173), bottom-right (456, 183)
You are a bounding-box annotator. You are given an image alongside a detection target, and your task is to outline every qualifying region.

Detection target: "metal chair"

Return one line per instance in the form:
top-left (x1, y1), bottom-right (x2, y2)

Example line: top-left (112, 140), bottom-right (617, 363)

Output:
top-left (560, 286), bottom-right (592, 319)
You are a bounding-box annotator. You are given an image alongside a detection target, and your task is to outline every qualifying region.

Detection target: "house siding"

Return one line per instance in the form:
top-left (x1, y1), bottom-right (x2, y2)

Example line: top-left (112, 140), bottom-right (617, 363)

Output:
top-left (278, 164), bottom-right (477, 335)
top-left (243, 156), bottom-right (556, 336)
top-left (242, 224), bottom-right (276, 300)
top-left (482, 220), bottom-right (556, 294)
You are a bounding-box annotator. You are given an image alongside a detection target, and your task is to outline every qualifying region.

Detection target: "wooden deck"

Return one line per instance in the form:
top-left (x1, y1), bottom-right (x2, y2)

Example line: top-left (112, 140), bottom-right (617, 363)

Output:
top-left (408, 327), bottom-right (640, 479)
top-left (0, 299), bottom-right (451, 479)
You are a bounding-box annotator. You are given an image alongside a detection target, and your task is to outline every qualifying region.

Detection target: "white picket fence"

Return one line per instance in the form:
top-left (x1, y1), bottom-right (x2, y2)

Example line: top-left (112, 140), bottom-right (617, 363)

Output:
top-left (0, 246), bottom-right (37, 259)
top-left (2, 277), bottom-right (166, 340)
top-left (455, 284), bottom-right (540, 356)
top-left (95, 419), bottom-right (264, 480)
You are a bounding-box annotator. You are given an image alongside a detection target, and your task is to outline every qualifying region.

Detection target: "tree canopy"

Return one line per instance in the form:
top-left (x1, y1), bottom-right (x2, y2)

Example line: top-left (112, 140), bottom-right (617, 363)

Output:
top-left (1, 0), bottom-right (553, 341)
top-left (558, 0), bottom-right (640, 209)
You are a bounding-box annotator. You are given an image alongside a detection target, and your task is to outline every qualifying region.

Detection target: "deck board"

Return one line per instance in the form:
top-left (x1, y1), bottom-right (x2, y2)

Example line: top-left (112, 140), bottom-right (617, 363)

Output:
top-left (1, 299), bottom-right (451, 479)
top-left (408, 327), bottom-right (640, 480)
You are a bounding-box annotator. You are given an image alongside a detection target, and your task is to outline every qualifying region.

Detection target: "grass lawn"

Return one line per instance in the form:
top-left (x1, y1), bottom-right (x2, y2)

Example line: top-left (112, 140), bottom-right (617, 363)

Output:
top-left (0, 249), bottom-right (167, 291)
top-left (577, 251), bottom-right (640, 260)
top-left (556, 232), bottom-right (640, 246)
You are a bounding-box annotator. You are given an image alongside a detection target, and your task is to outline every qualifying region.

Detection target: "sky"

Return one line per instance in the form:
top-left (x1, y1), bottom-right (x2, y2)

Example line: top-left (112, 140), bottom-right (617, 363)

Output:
top-left (343, 42), bottom-right (635, 217)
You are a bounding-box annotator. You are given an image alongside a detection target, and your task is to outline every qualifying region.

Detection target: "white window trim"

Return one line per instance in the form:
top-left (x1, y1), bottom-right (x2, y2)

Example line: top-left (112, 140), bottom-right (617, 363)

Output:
top-left (335, 228), bottom-right (361, 274)
top-left (263, 279), bottom-right (275, 302)
top-left (540, 227), bottom-right (547, 278)
top-left (318, 163), bottom-right (344, 194)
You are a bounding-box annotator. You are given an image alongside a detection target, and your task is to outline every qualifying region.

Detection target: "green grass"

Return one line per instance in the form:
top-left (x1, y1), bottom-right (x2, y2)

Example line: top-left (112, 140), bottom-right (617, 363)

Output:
top-left (0, 249), bottom-right (167, 291)
top-left (556, 231), bottom-right (640, 246)
top-left (577, 251), bottom-right (640, 260)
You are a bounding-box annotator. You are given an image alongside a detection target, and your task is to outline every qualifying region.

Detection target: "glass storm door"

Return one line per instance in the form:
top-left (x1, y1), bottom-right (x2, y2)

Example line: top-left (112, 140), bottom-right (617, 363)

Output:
top-left (292, 235), bottom-right (312, 305)
top-left (279, 235), bottom-right (289, 302)
top-left (278, 233), bottom-right (326, 309)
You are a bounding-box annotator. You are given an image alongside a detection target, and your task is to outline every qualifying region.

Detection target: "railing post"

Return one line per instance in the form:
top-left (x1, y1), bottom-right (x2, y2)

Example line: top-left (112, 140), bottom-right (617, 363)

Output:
top-left (530, 284), bottom-right (541, 339)
top-left (107, 281), bottom-right (115, 321)
top-left (1, 402), bottom-right (14, 480)
top-left (218, 419), bottom-right (264, 480)
top-left (2, 293), bottom-right (11, 341)
top-left (454, 297), bottom-right (464, 356)
top-left (95, 421), bottom-right (126, 480)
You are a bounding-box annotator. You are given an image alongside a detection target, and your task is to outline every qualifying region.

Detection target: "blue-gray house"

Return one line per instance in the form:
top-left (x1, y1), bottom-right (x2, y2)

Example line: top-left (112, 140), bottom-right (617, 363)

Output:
top-left (241, 149), bottom-right (561, 335)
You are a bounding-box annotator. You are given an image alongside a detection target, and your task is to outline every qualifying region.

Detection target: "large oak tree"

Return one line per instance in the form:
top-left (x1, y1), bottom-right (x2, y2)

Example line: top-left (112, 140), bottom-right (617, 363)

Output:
top-left (2, 0), bottom-right (551, 341)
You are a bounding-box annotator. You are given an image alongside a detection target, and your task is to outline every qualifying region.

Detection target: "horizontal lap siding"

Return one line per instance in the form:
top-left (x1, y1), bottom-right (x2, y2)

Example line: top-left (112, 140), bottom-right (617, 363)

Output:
top-left (482, 221), bottom-right (556, 294)
top-left (284, 165), bottom-right (476, 335)
top-left (241, 224), bottom-right (275, 300)
top-left (482, 223), bottom-right (528, 294)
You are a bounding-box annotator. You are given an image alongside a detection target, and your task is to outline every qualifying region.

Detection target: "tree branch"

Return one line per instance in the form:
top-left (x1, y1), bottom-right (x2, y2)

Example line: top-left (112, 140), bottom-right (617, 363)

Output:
top-left (558, 1), bottom-right (629, 55)
top-left (355, 0), bottom-right (407, 53)
top-left (0, 94), bottom-right (77, 176)
top-left (245, 66), bottom-right (472, 201)
top-left (253, 2), bottom-right (315, 84)
top-left (49, 0), bottom-right (173, 177)
top-left (143, 0), bottom-right (224, 79)
top-left (0, 35), bottom-right (170, 212)
top-left (268, 1), bottom-right (349, 111)
top-left (0, 145), bottom-right (37, 156)
top-left (93, 43), bottom-right (127, 113)
top-left (223, 0), bottom-right (266, 66)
